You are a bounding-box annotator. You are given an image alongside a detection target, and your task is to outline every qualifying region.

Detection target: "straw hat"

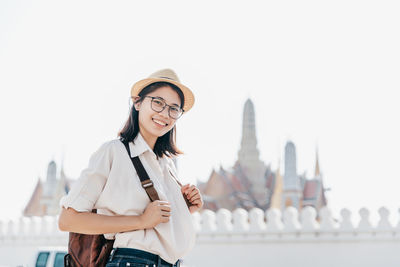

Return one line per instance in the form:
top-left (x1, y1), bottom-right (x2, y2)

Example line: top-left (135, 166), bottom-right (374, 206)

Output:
top-left (131, 69), bottom-right (195, 112)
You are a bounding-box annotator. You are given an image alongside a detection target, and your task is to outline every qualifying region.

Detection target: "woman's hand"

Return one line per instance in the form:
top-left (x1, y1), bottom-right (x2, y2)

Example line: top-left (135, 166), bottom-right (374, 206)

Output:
top-left (181, 184), bottom-right (204, 214)
top-left (140, 200), bottom-right (171, 229)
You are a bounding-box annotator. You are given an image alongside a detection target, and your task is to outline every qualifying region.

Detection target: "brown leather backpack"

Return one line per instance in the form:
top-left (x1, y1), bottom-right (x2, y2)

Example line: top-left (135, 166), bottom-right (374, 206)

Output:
top-left (64, 221), bottom-right (115, 267)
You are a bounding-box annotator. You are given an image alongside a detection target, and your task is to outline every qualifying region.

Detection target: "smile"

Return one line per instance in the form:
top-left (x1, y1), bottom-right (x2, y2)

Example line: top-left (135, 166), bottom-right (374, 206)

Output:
top-left (152, 118), bottom-right (168, 127)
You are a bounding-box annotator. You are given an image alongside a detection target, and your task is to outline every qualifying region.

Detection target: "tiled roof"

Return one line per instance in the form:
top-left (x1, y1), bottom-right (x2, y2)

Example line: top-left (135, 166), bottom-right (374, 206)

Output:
top-left (303, 180), bottom-right (319, 200)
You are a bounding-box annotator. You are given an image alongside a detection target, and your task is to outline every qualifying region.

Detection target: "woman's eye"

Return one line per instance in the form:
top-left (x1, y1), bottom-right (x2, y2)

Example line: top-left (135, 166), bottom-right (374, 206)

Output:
top-left (154, 100), bottom-right (164, 106)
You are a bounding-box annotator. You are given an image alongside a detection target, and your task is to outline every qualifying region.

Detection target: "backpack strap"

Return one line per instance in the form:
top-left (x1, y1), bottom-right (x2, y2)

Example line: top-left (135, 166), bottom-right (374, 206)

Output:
top-left (121, 139), bottom-right (160, 202)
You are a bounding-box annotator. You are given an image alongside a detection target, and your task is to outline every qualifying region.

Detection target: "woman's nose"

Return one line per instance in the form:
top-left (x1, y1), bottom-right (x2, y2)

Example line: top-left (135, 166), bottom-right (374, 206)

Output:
top-left (160, 106), bottom-right (170, 118)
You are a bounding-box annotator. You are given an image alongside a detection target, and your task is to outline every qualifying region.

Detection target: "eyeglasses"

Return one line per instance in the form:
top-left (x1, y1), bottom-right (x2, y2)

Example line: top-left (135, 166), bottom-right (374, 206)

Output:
top-left (142, 96), bottom-right (184, 119)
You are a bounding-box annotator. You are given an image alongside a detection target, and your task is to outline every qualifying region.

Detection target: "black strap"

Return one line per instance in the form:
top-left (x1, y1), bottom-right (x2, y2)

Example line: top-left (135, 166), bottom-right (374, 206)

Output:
top-left (121, 139), bottom-right (160, 202)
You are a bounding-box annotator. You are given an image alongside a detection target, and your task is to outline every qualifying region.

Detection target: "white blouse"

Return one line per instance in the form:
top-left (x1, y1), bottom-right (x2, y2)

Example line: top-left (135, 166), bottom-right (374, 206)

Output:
top-left (59, 132), bottom-right (196, 264)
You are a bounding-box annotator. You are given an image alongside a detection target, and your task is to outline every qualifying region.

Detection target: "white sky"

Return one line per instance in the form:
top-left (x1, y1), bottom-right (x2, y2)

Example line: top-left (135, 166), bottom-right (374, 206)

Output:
top-left (1, 0), bottom-right (399, 224)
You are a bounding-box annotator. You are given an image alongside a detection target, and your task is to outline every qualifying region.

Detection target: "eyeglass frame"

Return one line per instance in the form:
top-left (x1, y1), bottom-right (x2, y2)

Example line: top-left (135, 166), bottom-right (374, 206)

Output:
top-left (136, 96), bottom-right (185, 119)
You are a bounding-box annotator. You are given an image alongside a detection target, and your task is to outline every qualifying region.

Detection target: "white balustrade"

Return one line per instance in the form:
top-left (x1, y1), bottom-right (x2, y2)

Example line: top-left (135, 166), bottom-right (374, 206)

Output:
top-left (1, 206), bottom-right (399, 242)
top-left (1, 206), bottom-right (400, 267)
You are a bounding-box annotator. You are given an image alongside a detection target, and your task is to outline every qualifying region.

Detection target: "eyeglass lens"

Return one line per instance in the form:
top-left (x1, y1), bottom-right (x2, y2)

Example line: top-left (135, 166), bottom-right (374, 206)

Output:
top-left (150, 98), bottom-right (182, 119)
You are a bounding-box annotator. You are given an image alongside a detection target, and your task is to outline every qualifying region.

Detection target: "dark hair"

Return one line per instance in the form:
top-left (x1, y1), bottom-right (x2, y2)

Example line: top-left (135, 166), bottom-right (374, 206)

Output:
top-left (118, 82), bottom-right (185, 158)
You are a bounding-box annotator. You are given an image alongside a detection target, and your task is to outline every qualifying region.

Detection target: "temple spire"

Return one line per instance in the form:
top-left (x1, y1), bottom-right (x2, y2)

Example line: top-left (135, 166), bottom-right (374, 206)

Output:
top-left (315, 146), bottom-right (320, 177)
top-left (236, 98), bottom-right (266, 197)
top-left (270, 158), bottom-right (283, 209)
top-left (282, 140), bottom-right (302, 209)
top-left (238, 98), bottom-right (260, 163)
top-left (60, 157), bottom-right (66, 180)
top-left (284, 141), bottom-right (297, 181)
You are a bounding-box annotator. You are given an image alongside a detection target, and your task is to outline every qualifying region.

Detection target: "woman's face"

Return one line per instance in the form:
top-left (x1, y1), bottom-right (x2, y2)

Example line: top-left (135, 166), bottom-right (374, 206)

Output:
top-left (134, 85), bottom-right (182, 143)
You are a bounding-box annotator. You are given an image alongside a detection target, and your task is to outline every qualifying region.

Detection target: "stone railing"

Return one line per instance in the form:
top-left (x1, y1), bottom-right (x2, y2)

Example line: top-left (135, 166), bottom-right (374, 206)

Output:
top-left (1, 206), bottom-right (400, 267)
top-left (193, 206), bottom-right (399, 238)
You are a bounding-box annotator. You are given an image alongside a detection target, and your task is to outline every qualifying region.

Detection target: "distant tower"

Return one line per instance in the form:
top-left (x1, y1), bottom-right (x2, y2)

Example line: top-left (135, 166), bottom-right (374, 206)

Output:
top-left (237, 99), bottom-right (266, 200)
top-left (41, 160), bottom-right (66, 215)
top-left (43, 160), bottom-right (57, 198)
top-left (41, 160), bottom-right (57, 211)
top-left (282, 141), bottom-right (302, 210)
top-left (46, 160), bottom-right (57, 181)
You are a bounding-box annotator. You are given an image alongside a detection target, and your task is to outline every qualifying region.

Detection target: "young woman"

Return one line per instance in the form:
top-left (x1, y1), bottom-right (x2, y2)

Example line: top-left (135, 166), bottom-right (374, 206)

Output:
top-left (58, 69), bottom-right (203, 267)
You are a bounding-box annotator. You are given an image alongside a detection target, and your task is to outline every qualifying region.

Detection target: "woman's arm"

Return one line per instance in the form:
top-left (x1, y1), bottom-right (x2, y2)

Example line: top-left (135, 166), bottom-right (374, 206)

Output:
top-left (58, 200), bottom-right (171, 234)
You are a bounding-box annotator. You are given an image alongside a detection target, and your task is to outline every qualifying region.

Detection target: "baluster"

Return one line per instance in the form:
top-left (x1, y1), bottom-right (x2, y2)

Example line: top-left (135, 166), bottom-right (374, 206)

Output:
top-left (266, 208), bottom-right (283, 232)
top-left (339, 208), bottom-right (354, 233)
top-left (301, 206), bottom-right (319, 231)
top-left (201, 209), bottom-right (216, 232)
top-left (357, 208), bottom-right (374, 238)
top-left (376, 207), bottom-right (394, 238)
top-left (249, 208), bottom-right (266, 231)
top-left (319, 206), bottom-right (337, 232)
top-left (283, 207), bottom-right (301, 232)
top-left (232, 208), bottom-right (248, 232)
top-left (216, 209), bottom-right (233, 232)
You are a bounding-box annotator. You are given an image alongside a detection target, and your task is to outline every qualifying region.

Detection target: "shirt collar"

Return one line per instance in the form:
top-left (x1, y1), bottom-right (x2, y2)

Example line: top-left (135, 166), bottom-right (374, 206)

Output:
top-left (129, 132), bottom-right (154, 158)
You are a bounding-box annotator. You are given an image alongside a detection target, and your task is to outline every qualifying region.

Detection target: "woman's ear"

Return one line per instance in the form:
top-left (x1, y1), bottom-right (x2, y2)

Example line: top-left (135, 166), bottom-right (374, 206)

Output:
top-left (132, 96), bottom-right (141, 111)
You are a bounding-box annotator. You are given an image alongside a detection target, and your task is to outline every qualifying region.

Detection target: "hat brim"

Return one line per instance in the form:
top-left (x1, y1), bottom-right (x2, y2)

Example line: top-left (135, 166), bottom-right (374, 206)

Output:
top-left (131, 78), bottom-right (195, 112)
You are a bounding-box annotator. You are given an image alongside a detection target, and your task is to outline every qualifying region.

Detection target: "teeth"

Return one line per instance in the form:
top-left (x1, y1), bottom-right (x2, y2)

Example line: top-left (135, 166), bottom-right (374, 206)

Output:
top-left (153, 119), bottom-right (167, 126)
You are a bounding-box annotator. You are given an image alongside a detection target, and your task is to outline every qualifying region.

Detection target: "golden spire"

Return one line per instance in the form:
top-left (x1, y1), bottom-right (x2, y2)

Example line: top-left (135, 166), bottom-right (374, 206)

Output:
top-left (315, 146), bottom-right (320, 177)
top-left (270, 158), bottom-right (283, 209)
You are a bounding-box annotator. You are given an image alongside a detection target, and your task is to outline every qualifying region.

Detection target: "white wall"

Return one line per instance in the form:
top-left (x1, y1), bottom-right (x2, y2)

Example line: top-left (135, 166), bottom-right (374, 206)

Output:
top-left (1, 206), bottom-right (399, 267)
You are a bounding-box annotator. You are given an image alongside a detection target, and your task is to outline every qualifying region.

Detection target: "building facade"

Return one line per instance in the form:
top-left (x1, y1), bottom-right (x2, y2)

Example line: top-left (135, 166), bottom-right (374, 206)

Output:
top-left (23, 160), bottom-right (72, 216)
top-left (198, 99), bottom-right (327, 212)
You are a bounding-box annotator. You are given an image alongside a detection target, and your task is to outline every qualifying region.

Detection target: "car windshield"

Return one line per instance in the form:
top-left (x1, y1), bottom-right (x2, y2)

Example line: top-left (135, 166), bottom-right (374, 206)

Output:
top-left (54, 252), bottom-right (67, 267)
top-left (35, 252), bottom-right (49, 267)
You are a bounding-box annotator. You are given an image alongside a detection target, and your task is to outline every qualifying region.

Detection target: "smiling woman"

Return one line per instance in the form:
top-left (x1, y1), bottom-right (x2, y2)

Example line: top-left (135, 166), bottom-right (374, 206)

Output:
top-left (58, 69), bottom-right (203, 267)
top-left (120, 81), bottom-right (185, 158)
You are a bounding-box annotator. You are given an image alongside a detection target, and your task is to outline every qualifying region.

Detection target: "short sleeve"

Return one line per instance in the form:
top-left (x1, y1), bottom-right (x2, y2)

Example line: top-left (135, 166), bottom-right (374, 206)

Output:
top-left (59, 141), bottom-right (113, 212)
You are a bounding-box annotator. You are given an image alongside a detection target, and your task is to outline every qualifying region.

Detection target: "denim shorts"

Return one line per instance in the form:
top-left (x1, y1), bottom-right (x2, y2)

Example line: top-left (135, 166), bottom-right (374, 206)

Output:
top-left (105, 247), bottom-right (181, 267)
